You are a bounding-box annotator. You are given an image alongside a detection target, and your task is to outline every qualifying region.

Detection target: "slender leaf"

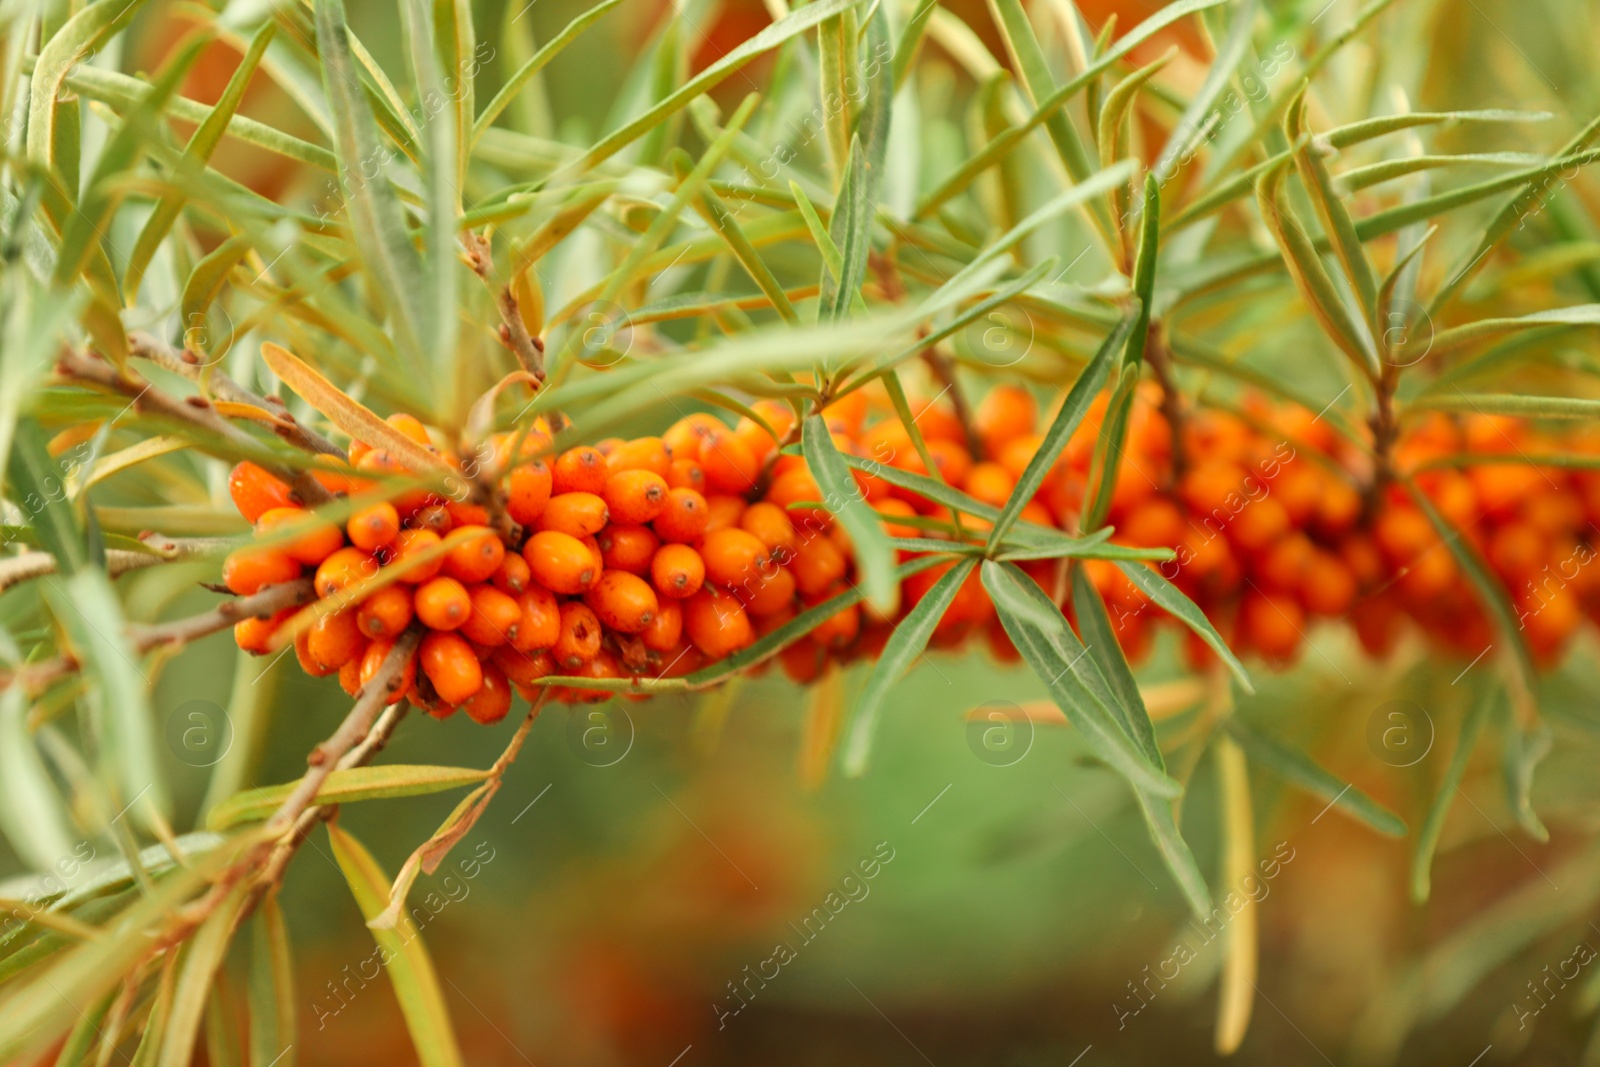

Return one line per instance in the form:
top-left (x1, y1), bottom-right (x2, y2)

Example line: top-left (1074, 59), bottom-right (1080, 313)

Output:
top-left (1412, 684), bottom-right (1497, 903)
top-left (1222, 719), bottom-right (1406, 836)
top-left (1115, 561), bottom-right (1252, 691)
top-left (802, 415), bottom-right (897, 613)
top-left (208, 765), bottom-right (491, 830)
top-left (247, 895), bottom-right (296, 1067)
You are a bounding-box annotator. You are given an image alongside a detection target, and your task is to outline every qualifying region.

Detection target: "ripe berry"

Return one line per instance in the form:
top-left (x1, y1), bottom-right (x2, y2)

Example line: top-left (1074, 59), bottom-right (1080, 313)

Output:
top-left (701, 528), bottom-right (769, 590)
top-left (653, 488), bottom-right (709, 543)
top-left (552, 602), bottom-right (602, 668)
top-left (976, 385), bottom-right (1036, 459)
top-left (736, 565), bottom-right (795, 616)
top-left (357, 584), bottom-right (415, 639)
top-left (606, 436), bottom-right (672, 477)
top-left (348, 502), bottom-right (401, 551)
top-left (257, 507), bottom-right (344, 565)
top-left (492, 552), bottom-right (531, 595)
top-left (537, 492), bottom-right (609, 538)
top-left (598, 524), bottom-right (660, 574)
top-left (697, 431), bottom-right (759, 494)
top-left (294, 628), bottom-right (338, 677)
top-left (415, 576), bottom-right (472, 630)
top-left (443, 526), bottom-right (505, 583)
top-left (508, 460), bottom-right (554, 525)
top-left (651, 543), bottom-right (705, 599)
top-left (603, 470), bottom-right (669, 524)
top-left (307, 609), bottom-right (365, 671)
top-left (314, 546), bottom-right (376, 599)
top-left (684, 589), bottom-right (755, 658)
top-left (234, 607), bottom-right (295, 654)
top-left (667, 459), bottom-right (707, 492)
top-left (229, 462), bottom-right (295, 522)
top-left (523, 530), bottom-right (599, 594)
top-left (790, 535), bottom-right (847, 598)
top-left (420, 631), bottom-right (483, 705)
top-left (462, 664), bottom-right (513, 725)
top-left (765, 469), bottom-right (828, 528)
top-left (390, 528), bottom-right (445, 582)
top-left (510, 585), bottom-right (561, 652)
top-left (492, 646), bottom-right (554, 687)
top-left (460, 585), bottom-right (522, 647)
top-left (740, 502), bottom-right (796, 552)
top-left (552, 446), bottom-right (608, 495)
top-left (641, 600), bottom-right (683, 652)
top-left (703, 495), bottom-right (747, 535)
top-left (224, 546), bottom-right (301, 595)
top-left (585, 571), bottom-right (659, 634)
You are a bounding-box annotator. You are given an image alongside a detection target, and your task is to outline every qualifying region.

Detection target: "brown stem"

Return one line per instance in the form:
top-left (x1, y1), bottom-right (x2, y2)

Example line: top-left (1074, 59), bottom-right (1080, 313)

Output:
top-left (58, 347), bottom-right (334, 508)
top-left (464, 230), bottom-right (546, 381)
top-left (1144, 323), bottom-right (1188, 483)
top-left (1365, 363), bottom-right (1401, 518)
top-left (264, 627), bottom-right (422, 834)
top-left (920, 344), bottom-right (984, 461)
top-left (128, 332), bottom-right (346, 460)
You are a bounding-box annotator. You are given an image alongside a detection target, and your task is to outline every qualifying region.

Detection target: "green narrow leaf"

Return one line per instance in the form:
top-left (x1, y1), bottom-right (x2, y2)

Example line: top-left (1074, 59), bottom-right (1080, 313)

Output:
top-left (982, 561), bottom-right (1181, 798)
top-left (822, 7), bottom-right (890, 322)
top-left (247, 895), bottom-right (296, 1067)
top-left (572, 0), bottom-right (867, 174)
top-left (1114, 561), bottom-right (1253, 692)
top-left (7, 418), bottom-right (87, 573)
top-left (26, 0), bottom-right (151, 179)
top-left (1422, 304), bottom-right (1600, 358)
top-left (125, 22), bottom-right (275, 299)
top-left (987, 309), bottom-right (1138, 551)
top-left (818, 12), bottom-right (854, 180)
top-left (180, 236), bottom-right (253, 365)
top-left (1222, 720), bottom-right (1406, 837)
top-left (1069, 570), bottom-right (1210, 916)
top-left (1289, 99), bottom-right (1380, 322)
top-left (314, 0), bottom-right (434, 389)
top-left (841, 557), bottom-right (976, 777)
top-left (802, 414), bottom-right (897, 614)
top-left (690, 182), bottom-right (800, 324)
top-left (157, 885), bottom-right (250, 1067)
top-left (1498, 697), bottom-right (1551, 843)
top-left (207, 765), bottom-right (491, 830)
top-left (0, 688), bottom-right (77, 874)
top-left (50, 989), bottom-right (114, 1067)
top-left (472, 0), bottom-right (624, 143)
top-left (326, 824), bottom-right (465, 1067)
top-left (1407, 391), bottom-right (1600, 419)
top-left (1412, 683), bottom-right (1497, 903)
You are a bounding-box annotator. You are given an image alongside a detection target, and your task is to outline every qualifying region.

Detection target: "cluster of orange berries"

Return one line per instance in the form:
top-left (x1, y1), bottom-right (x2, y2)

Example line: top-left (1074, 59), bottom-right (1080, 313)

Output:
top-left (223, 384), bottom-right (1600, 722)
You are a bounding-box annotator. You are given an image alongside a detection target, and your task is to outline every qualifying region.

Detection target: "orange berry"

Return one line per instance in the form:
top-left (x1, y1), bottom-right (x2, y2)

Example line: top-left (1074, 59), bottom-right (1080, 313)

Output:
top-left (411, 503), bottom-right (453, 535)
top-left (603, 469), bottom-right (669, 525)
top-left (738, 564), bottom-right (795, 616)
top-left (1488, 522), bottom-right (1549, 585)
top-left (420, 631), bottom-right (483, 705)
top-left (390, 528), bottom-right (444, 582)
top-left (1121, 497), bottom-right (1186, 549)
top-left (552, 602), bottom-right (602, 669)
top-left (807, 592), bottom-right (860, 649)
top-left (355, 450), bottom-right (431, 514)
top-left (641, 599), bottom-right (684, 652)
top-left (651, 543), bottom-right (706, 599)
top-left (460, 585), bottom-right (522, 647)
top-left (445, 500), bottom-right (490, 528)
top-left (585, 571), bottom-right (659, 634)
top-left (347, 502), bottom-right (401, 552)
top-left (1470, 464), bottom-right (1547, 521)
top-left (510, 585), bottom-right (561, 652)
top-left (1374, 506), bottom-right (1436, 566)
top-left (740, 501), bottom-right (796, 552)
top-left (313, 546), bottom-right (376, 600)
top-left (1314, 476), bottom-right (1362, 538)
top-left (1241, 592), bottom-right (1303, 663)
top-left (598, 524), bottom-right (660, 574)
top-left (662, 413), bottom-right (726, 459)
top-left (653, 488), bottom-right (709, 543)
top-left (224, 546), bottom-right (301, 596)
top-left (666, 459), bottom-right (707, 492)
top-left (963, 462), bottom-right (1015, 508)
top-left (492, 647), bottom-right (554, 687)
top-left (552, 446), bottom-right (608, 495)
top-left (606, 436), bottom-right (672, 477)
top-left (1303, 550), bottom-right (1356, 617)
top-left (307, 609), bottom-right (365, 671)
top-left (789, 534), bottom-right (847, 598)
top-left (229, 461), bottom-right (295, 522)
top-left (558, 649), bottom-right (626, 705)
top-left (701, 528), bottom-right (769, 590)
top-left (339, 655), bottom-right (364, 696)
top-left (294, 628), bottom-right (337, 677)
top-left (414, 576), bottom-right (472, 630)
top-left (385, 412), bottom-right (432, 446)
top-left (1228, 497), bottom-right (1290, 553)
top-left (684, 589), bottom-right (755, 658)
top-left (703, 494), bottom-right (747, 535)
top-left (357, 584), bottom-right (415, 639)
top-left (697, 431), bottom-right (760, 494)
top-left (537, 492), bottom-right (609, 538)
top-left (523, 530), bottom-right (599, 594)
top-left (975, 384), bottom-right (1036, 460)
top-left (765, 468), bottom-right (829, 528)
top-left (507, 459), bottom-right (554, 525)
top-left (443, 526), bottom-right (505, 583)
top-left (491, 552), bottom-right (531, 595)
top-left (257, 507), bottom-right (344, 565)
top-left (234, 607), bottom-right (294, 654)
top-left (462, 664), bottom-right (513, 725)
top-left (1258, 534), bottom-right (1312, 594)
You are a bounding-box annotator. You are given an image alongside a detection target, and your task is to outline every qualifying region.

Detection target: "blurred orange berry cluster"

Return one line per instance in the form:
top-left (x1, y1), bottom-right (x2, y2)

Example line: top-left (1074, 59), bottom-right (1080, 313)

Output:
top-left (223, 385), bottom-right (1600, 721)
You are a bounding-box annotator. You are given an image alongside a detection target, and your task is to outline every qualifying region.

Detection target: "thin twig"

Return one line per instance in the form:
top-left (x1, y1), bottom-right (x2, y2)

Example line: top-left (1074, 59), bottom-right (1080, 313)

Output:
top-left (128, 331), bottom-right (346, 459)
top-left (0, 537), bottom-right (228, 594)
top-left (1144, 323), bottom-right (1188, 482)
top-left (59, 347), bottom-right (333, 508)
top-left (464, 230), bottom-right (546, 381)
top-left (264, 627), bottom-right (422, 834)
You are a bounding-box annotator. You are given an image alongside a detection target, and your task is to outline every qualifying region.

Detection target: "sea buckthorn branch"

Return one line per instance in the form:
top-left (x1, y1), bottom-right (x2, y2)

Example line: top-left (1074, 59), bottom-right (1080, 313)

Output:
top-left (56, 347), bottom-right (335, 508)
top-left (462, 229), bottom-right (546, 382)
top-left (0, 544), bottom-right (210, 594)
top-left (127, 331), bottom-right (346, 460)
top-left (0, 578), bottom-right (315, 694)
